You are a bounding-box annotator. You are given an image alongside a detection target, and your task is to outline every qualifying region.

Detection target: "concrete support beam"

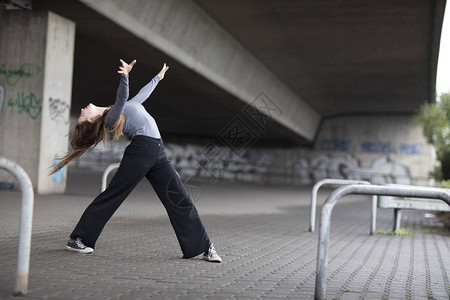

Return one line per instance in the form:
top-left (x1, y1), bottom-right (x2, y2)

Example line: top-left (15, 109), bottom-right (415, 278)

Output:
top-left (80, 0), bottom-right (320, 141)
top-left (0, 11), bottom-right (75, 193)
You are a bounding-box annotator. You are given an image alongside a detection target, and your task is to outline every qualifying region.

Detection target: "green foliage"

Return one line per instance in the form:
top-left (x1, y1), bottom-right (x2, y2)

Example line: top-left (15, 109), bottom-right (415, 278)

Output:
top-left (376, 228), bottom-right (413, 236)
top-left (440, 179), bottom-right (450, 189)
top-left (429, 165), bottom-right (443, 182)
top-left (416, 93), bottom-right (450, 180)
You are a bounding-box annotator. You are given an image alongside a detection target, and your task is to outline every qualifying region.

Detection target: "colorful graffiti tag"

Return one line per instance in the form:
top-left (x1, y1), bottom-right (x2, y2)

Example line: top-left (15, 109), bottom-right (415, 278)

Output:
top-left (0, 63), bottom-right (41, 86)
top-left (320, 138), bottom-right (424, 156)
top-left (7, 91), bottom-right (42, 119)
top-left (0, 63), bottom-right (43, 120)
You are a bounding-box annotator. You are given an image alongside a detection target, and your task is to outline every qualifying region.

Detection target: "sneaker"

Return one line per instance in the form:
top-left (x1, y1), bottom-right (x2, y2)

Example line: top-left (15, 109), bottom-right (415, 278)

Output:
top-left (203, 243), bottom-right (222, 263)
top-left (65, 238), bottom-right (94, 254)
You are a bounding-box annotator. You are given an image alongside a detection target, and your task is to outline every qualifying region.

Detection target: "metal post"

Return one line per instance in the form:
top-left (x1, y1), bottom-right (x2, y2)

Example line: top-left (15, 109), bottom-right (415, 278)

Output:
top-left (314, 184), bottom-right (450, 300)
top-left (370, 195), bottom-right (377, 235)
top-left (310, 179), bottom-right (371, 232)
top-left (101, 163), bottom-right (120, 192)
top-left (393, 209), bottom-right (402, 231)
top-left (0, 157), bottom-right (34, 295)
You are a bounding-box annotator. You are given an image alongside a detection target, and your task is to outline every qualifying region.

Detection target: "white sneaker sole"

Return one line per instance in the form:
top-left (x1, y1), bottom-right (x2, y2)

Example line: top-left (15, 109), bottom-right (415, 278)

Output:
top-left (65, 245), bottom-right (94, 254)
top-left (203, 255), bottom-right (222, 263)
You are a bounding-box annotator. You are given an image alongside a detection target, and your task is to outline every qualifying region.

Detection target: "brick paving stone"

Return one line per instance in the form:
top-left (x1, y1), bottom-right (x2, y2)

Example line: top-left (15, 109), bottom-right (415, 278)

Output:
top-left (1, 170), bottom-right (450, 299)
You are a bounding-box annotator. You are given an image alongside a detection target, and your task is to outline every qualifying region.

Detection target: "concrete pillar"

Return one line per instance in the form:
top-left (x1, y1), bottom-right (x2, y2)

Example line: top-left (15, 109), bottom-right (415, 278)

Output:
top-left (0, 10), bottom-right (75, 194)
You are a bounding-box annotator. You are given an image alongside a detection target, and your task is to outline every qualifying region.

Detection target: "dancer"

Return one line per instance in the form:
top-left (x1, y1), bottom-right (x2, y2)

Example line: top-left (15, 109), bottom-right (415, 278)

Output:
top-left (50, 59), bottom-right (221, 262)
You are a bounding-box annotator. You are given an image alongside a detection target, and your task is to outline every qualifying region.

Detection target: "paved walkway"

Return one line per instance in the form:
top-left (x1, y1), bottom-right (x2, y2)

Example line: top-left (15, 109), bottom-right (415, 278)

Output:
top-left (1, 168), bottom-right (449, 299)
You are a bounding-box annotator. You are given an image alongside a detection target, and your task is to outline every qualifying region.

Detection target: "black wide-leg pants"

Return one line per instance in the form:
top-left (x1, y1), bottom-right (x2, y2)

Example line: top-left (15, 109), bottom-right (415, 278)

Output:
top-left (70, 135), bottom-right (211, 258)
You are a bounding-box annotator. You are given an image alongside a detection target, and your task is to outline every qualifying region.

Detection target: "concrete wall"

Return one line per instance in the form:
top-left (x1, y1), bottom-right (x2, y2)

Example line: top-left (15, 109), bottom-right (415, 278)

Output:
top-left (71, 115), bottom-right (435, 187)
top-left (0, 11), bottom-right (75, 193)
top-left (0, 11), bottom-right (46, 189)
top-left (314, 115), bottom-right (436, 185)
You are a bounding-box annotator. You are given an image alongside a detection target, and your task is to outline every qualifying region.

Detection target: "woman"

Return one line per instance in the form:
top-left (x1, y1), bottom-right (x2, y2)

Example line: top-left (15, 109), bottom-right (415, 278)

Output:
top-left (50, 59), bottom-right (221, 263)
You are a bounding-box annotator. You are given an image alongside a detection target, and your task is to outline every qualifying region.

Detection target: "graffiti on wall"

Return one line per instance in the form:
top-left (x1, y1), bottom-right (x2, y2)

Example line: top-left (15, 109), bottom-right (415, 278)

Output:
top-left (164, 143), bottom-right (271, 184)
top-left (361, 141), bottom-right (423, 155)
top-left (320, 138), bottom-right (424, 156)
top-left (295, 154), bottom-right (411, 185)
top-left (0, 63), bottom-right (41, 86)
top-left (7, 91), bottom-right (42, 119)
top-left (0, 63), bottom-right (42, 120)
top-left (74, 138), bottom-right (413, 186)
top-left (52, 157), bottom-right (64, 183)
top-left (49, 97), bottom-right (70, 124)
top-left (166, 144), bottom-right (411, 185)
top-left (320, 139), bottom-right (351, 152)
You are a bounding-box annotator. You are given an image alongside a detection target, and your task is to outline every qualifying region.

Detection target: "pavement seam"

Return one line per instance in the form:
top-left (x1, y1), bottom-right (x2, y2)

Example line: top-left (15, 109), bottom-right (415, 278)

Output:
top-left (358, 235), bottom-right (392, 300)
top-left (431, 224), bottom-right (450, 299)
top-left (334, 234), bottom-right (383, 300)
top-left (286, 219), bottom-right (369, 299)
top-left (405, 228), bottom-right (415, 300)
top-left (258, 216), bottom-right (365, 299)
top-left (421, 219), bottom-right (435, 300)
top-left (381, 234), bottom-right (404, 300)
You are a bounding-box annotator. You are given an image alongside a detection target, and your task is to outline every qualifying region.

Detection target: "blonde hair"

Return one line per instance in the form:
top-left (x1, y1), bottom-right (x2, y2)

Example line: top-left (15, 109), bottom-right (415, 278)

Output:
top-left (49, 108), bottom-right (124, 175)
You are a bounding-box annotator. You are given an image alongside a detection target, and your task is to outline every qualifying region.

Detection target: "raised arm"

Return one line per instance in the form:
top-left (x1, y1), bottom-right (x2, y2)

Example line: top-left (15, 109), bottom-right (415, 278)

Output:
top-left (129, 63), bottom-right (169, 104)
top-left (117, 59), bottom-right (136, 77)
top-left (106, 59), bottom-right (136, 126)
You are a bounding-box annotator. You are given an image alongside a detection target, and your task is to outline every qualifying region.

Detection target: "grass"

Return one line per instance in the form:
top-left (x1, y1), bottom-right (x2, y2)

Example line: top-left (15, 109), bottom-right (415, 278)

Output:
top-left (376, 228), bottom-right (413, 237)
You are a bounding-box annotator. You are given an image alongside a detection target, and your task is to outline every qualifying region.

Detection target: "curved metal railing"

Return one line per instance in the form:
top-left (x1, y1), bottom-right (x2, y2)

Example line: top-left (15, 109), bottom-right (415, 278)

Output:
top-left (314, 184), bottom-right (450, 300)
top-left (101, 163), bottom-right (120, 192)
top-left (310, 179), bottom-right (374, 232)
top-left (0, 157), bottom-right (34, 295)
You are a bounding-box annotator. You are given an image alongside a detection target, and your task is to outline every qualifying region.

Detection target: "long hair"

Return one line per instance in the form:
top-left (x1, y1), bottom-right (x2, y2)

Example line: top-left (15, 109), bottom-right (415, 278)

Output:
top-left (49, 108), bottom-right (124, 175)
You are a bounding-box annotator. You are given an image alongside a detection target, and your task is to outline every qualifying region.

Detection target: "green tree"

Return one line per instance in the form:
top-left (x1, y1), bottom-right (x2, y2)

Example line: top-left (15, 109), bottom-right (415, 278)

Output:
top-left (417, 93), bottom-right (450, 180)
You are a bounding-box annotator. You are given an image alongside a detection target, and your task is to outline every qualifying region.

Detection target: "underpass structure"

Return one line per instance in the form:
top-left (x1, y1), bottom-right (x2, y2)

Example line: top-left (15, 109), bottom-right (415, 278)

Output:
top-left (0, 0), bottom-right (446, 191)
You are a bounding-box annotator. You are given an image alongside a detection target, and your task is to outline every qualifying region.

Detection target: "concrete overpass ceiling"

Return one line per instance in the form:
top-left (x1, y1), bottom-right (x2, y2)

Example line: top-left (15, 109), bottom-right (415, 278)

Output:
top-left (31, 0), bottom-right (445, 145)
top-left (193, 0), bottom-right (446, 116)
top-left (33, 0), bottom-right (307, 145)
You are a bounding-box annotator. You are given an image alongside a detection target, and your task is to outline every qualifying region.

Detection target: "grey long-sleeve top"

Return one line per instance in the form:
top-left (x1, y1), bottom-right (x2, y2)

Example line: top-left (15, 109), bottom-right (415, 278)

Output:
top-left (105, 75), bottom-right (161, 139)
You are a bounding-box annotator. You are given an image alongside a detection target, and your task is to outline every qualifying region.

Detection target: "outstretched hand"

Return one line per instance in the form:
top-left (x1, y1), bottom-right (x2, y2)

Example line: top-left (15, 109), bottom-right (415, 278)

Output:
top-left (157, 63), bottom-right (169, 80)
top-left (118, 59), bottom-right (136, 77)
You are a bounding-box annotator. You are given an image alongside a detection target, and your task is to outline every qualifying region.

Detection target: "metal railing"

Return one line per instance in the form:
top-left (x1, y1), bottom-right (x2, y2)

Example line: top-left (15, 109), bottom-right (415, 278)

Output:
top-left (374, 183), bottom-right (450, 231)
top-left (314, 184), bottom-right (450, 300)
top-left (310, 179), bottom-right (375, 233)
top-left (0, 157), bottom-right (34, 295)
top-left (101, 163), bottom-right (120, 192)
